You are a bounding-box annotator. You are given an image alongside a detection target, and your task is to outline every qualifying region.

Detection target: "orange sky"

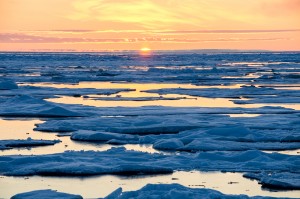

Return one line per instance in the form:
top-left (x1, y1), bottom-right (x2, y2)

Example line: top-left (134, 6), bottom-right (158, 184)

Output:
top-left (0, 0), bottom-right (300, 51)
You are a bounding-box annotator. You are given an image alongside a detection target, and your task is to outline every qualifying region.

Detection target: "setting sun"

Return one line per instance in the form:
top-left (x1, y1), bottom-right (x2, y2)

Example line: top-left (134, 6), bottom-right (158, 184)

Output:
top-left (139, 47), bottom-right (152, 56)
top-left (140, 47), bottom-right (151, 52)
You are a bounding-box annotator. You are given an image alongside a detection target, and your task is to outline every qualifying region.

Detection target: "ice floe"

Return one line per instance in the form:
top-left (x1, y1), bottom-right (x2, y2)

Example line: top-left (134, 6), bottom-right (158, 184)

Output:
top-left (244, 172), bottom-right (300, 190)
top-left (148, 125), bottom-right (300, 151)
top-left (144, 86), bottom-right (300, 99)
top-left (34, 114), bottom-right (210, 134)
top-left (0, 147), bottom-right (298, 176)
top-left (71, 130), bottom-right (138, 142)
top-left (1, 85), bottom-right (134, 98)
top-left (104, 183), bottom-right (297, 199)
top-left (11, 189), bottom-right (83, 199)
top-left (0, 138), bottom-right (60, 150)
top-left (0, 95), bottom-right (83, 117)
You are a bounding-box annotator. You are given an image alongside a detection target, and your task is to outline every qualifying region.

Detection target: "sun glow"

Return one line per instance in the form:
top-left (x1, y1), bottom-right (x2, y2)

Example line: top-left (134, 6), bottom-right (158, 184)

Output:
top-left (140, 47), bottom-right (151, 52)
top-left (139, 47), bottom-right (152, 56)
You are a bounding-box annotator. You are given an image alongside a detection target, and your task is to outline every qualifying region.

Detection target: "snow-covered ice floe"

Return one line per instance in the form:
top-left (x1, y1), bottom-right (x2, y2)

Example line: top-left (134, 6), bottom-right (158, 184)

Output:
top-left (149, 125), bottom-right (300, 151)
top-left (1, 85), bottom-right (134, 98)
top-left (11, 183), bottom-right (298, 199)
top-left (0, 95), bottom-right (83, 117)
top-left (69, 125), bottom-right (300, 151)
top-left (34, 110), bottom-right (300, 133)
top-left (0, 147), bottom-right (298, 177)
top-left (11, 189), bottom-right (83, 199)
top-left (144, 85), bottom-right (300, 99)
top-left (244, 172), bottom-right (300, 190)
top-left (0, 137), bottom-right (60, 150)
top-left (104, 183), bottom-right (298, 199)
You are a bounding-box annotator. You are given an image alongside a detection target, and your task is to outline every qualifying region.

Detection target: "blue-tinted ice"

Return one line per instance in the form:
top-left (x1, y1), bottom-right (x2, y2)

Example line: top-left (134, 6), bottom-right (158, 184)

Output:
top-left (0, 51), bottom-right (299, 198)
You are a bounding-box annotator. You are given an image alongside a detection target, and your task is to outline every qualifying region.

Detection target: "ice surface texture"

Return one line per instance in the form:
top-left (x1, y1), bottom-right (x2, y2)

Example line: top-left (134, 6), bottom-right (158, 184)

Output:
top-left (11, 189), bottom-right (83, 199)
top-left (0, 95), bottom-right (83, 117)
top-left (11, 184), bottom-right (297, 199)
top-left (244, 172), bottom-right (300, 190)
top-left (1, 85), bottom-right (134, 98)
top-left (70, 125), bottom-right (300, 151)
top-left (104, 183), bottom-right (297, 199)
top-left (0, 138), bottom-right (60, 150)
top-left (0, 147), bottom-right (298, 176)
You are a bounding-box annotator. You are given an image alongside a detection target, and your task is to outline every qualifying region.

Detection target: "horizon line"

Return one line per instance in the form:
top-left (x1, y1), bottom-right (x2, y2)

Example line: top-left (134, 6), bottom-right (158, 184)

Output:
top-left (1, 49), bottom-right (300, 53)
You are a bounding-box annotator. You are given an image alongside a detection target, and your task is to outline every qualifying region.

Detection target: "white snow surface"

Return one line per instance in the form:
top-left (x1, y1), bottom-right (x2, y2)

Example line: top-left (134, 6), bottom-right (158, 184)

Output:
top-left (144, 86), bottom-right (300, 99)
top-left (104, 183), bottom-right (297, 199)
top-left (0, 95), bottom-right (83, 117)
top-left (1, 85), bottom-right (134, 98)
top-left (0, 147), bottom-right (298, 176)
top-left (71, 130), bottom-right (137, 142)
top-left (11, 189), bottom-right (83, 199)
top-left (244, 172), bottom-right (300, 190)
top-left (0, 138), bottom-right (60, 150)
top-left (68, 125), bottom-right (300, 151)
top-left (11, 183), bottom-right (298, 199)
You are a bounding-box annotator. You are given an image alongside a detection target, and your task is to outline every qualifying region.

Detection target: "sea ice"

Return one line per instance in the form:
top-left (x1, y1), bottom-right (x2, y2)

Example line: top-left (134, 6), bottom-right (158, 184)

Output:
top-left (34, 114), bottom-right (211, 134)
top-left (0, 138), bottom-right (60, 150)
top-left (104, 183), bottom-right (297, 199)
top-left (0, 147), bottom-right (298, 176)
top-left (244, 172), bottom-right (300, 190)
top-left (0, 52), bottom-right (299, 197)
top-left (0, 95), bottom-right (83, 117)
top-left (150, 126), bottom-right (300, 151)
top-left (144, 86), bottom-right (300, 102)
top-left (11, 189), bottom-right (83, 199)
top-left (71, 130), bottom-right (138, 142)
top-left (1, 85), bottom-right (134, 98)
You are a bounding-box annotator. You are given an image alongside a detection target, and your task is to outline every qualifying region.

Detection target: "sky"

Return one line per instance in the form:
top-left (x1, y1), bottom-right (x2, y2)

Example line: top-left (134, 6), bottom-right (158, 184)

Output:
top-left (0, 0), bottom-right (300, 51)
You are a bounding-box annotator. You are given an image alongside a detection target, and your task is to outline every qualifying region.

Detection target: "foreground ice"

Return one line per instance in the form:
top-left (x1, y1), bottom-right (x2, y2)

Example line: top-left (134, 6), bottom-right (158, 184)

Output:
top-left (0, 148), bottom-right (298, 177)
top-left (244, 172), bottom-right (300, 190)
top-left (149, 125), bottom-right (300, 151)
top-left (11, 189), bottom-right (83, 199)
top-left (70, 125), bottom-right (300, 151)
top-left (34, 111), bottom-right (300, 134)
top-left (11, 183), bottom-right (297, 199)
top-left (35, 114), bottom-right (213, 134)
top-left (104, 183), bottom-right (297, 199)
top-left (0, 95), bottom-right (83, 117)
top-left (0, 138), bottom-right (60, 150)
top-left (1, 52), bottom-right (299, 197)
top-left (71, 130), bottom-right (138, 142)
